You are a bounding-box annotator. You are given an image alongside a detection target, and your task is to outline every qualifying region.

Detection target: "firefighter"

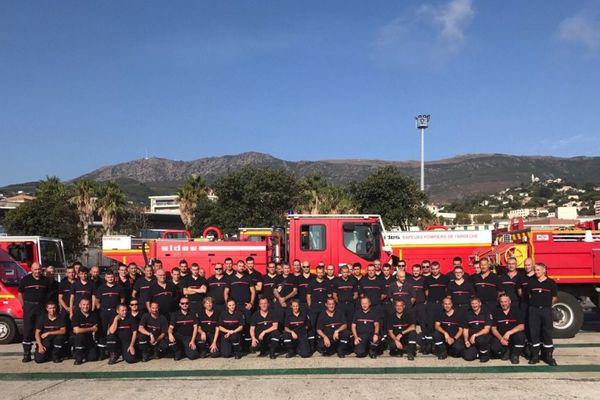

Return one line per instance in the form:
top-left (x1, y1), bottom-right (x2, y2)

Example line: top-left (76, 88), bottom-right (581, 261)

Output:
top-left (332, 265), bottom-right (359, 327)
top-left (196, 296), bottom-right (220, 358)
top-left (224, 260), bottom-right (255, 350)
top-left (206, 263), bottom-right (229, 315)
top-left (406, 264), bottom-right (427, 352)
top-left (58, 265), bottom-right (76, 315)
top-left (69, 266), bottom-right (94, 319)
top-left (34, 301), bottom-right (66, 363)
top-left (358, 264), bottom-right (386, 346)
top-left (182, 263), bottom-right (208, 316)
top-left (249, 297), bottom-right (281, 359)
top-left (147, 269), bottom-right (179, 318)
top-left (107, 304), bottom-right (138, 364)
top-left (433, 297), bottom-right (464, 359)
top-left (71, 298), bottom-right (99, 365)
top-left (292, 259), bottom-right (302, 276)
top-left (218, 299), bottom-right (245, 359)
top-left (307, 265), bottom-right (330, 351)
top-left (297, 261), bottom-right (314, 312)
top-left (386, 300), bottom-right (417, 360)
top-left (472, 259), bottom-right (499, 310)
top-left (93, 270), bottom-right (126, 359)
top-left (498, 256), bottom-right (523, 304)
top-left (89, 265), bottom-right (104, 290)
top-left (462, 297), bottom-right (492, 362)
top-left (351, 297), bottom-right (380, 359)
top-left (316, 298), bottom-right (350, 358)
top-left (17, 262), bottom-right (50, 363)
top-left (387, 270), bottom-right (415, 311)
top-left (245, 256), bottom-right (263, 296)
top-left (491, 293), bottom-right (526, 364)
top-left (519, 257), bottom-right (536, 358)
top-left (178, 259), bottom-right (190, 278)
top-left (117, 263), bottom-right (133, 303)
top-left (282, 299), bottom-right (311, 358)
top-left (325, 264), bottom-right (336, 285)
top-left (138, 301), bottom-right (169, 362)
top-left (273, 263), bottom-right (298, 310)
top-left (132, 265), bottom-right (155, 313)
top-left (448, 266), bottom-right (474, 316)
top-left (527, 263), bottom-right (558, 366)
top-left (168, 297), bottom-right (200, 360)
top-left (45, 265), bottom-right (59, 305)
top-left (423, 261), bottom-right (449, 355)
top-left (261, 261), bottom-right (282, 305)
top-left (351, 262), bottom-right (363, 284)
top-left (223, 257), bottom-right (235, 277)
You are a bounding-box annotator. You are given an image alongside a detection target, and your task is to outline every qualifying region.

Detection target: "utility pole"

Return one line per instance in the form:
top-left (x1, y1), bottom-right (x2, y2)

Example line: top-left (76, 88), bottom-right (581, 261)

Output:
top-left (415, 114), bottom-right (430, 192)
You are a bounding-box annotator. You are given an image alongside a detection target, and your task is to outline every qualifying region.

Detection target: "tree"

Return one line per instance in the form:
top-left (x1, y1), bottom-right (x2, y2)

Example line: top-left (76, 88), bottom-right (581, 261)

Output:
top-left (70, 179), bottom-right (96, 247)
top-left (97, 182), bottom-right (127, 235)
top-left (176, 174), bottom-right (208, 230)
top-left (117, 203), bottom-right (150, 237)
top-left (297, 173), bottom-right (355, 214)
top-left (349, 166), bottom-right (428, 230)
top-left (3, 177), bottom-right (83, 260)
top-left (455, 212), bottom-right (472, 225)
top-left (209, 167), bottom-right (303, 234)
top-left (474, 214), bottom-right (493, 224)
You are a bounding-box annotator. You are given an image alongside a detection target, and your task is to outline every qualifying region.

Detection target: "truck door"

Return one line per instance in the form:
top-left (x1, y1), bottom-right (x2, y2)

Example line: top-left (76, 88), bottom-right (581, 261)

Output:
top-left (340, 222), bottom-right (382, 265)
top-left (292, 223), bottom-right (331, 268)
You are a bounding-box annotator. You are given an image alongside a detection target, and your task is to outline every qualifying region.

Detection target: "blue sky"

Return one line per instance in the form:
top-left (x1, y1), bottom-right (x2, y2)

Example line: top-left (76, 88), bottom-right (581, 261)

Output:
top-left (1, 0), bottom-right (599, 186)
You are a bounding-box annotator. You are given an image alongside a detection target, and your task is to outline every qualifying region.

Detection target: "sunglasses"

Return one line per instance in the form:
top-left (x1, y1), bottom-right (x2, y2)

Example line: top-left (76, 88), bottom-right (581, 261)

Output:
top-left (130, 303), bottom-right (139, 306)
top-left (180, 302), bottom-right (189, 305)
top-left (215, 268), bottom-right (223, 271)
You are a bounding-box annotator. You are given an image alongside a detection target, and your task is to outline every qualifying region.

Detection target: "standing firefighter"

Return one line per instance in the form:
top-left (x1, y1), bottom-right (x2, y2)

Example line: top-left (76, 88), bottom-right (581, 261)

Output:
top-left (527, 263), bottom-right (558, 366)
top-left (18, 262), bottom-right (49, 363)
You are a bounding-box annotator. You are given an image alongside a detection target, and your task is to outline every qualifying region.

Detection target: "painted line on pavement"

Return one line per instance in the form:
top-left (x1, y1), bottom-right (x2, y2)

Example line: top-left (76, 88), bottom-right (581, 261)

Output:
top-left (2, 364), bottom-right (600, 380)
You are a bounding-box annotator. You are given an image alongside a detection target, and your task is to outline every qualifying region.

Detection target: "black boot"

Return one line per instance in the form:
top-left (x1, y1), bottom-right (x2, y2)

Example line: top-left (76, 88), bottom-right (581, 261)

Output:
top-left (154, 346), bottom-right (162, 359)
top-left (523, 344), bottom-right (532, 360)
top-left (269, 350), bottom-right (277, 359)
top-left (436, 345), bottom-right (447, 360)
top-left (108, 352), bottom-right (119, 365)
top-left (528, 347), bottom-right (540, 365)
top-left (22, 352), bottom-right (32, 363)
top-left (407, 344), bottom-right (416, 361)
top-left (421, 340), bottom-right (432, 355)
top-left (480, 352), bottom-right (490, 363)
top-left (510, 347), bottom-right (520, 364)
top-left (142, 350), bottom-right (150, 363)
top-left (542, 348), bottom-right (557, 366)
top-left (286, 350), bottom-right (295, 358)
top-left (174, 351), bottom-right (183, 361)
top-left (501, 348), bottom-right (510, 361)
top-left (234, 348), bottom-right (242, 359)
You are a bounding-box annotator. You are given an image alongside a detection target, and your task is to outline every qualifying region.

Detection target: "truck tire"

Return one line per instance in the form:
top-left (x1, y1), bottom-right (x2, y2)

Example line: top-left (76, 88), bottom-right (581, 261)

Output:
top-left (552, 291), bottom-right (584, 339)
top-left (0, 316), bottom-right (17, 345)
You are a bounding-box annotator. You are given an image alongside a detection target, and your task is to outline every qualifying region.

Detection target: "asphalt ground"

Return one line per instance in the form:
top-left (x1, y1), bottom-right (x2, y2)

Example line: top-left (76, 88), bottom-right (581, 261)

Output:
top-left (1, 311), bottom-right (599, 400)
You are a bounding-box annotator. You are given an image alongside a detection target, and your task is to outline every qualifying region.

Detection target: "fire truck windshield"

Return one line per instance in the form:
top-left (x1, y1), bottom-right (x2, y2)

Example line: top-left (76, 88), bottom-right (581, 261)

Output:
top-left (343, 223), bottom-right (381, 261)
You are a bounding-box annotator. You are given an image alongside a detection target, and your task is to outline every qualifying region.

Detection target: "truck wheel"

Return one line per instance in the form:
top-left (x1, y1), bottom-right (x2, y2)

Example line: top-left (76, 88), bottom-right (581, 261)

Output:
top-left (0, 316), bottom-right (17, 344)
top-left (552, 291), bottom-right (584, 338)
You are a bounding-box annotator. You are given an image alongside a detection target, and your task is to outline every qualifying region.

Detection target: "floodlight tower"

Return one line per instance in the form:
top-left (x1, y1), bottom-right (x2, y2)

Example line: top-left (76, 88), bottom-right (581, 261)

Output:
top-left (415, 114), bottom-right (430, 192)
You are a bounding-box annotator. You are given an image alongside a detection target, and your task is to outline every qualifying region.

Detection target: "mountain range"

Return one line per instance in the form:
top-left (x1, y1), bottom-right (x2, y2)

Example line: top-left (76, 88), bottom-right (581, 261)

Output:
top-left (2, 152), bottom-right (599, 203)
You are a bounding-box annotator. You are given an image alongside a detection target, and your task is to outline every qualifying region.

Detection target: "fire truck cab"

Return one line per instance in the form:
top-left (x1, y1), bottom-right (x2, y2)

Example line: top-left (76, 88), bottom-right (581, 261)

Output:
top-left (0, 236), bottom-right (66, 272)
top-left (0, 249), bottom-right (27, 344)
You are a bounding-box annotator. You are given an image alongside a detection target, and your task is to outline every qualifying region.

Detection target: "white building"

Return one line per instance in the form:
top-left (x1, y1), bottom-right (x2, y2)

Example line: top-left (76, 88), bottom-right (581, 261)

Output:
top-left (508, 209), bottom-right (531, 218)
top-left (556, 206), bottom-right (578, 219)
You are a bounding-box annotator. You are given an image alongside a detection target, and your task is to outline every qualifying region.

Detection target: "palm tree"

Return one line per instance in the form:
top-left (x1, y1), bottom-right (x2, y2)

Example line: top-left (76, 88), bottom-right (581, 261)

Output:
top-left (176, 174), bottom-right (208, 230)
top-left (70, 180), bottom-right (96, 246)
top-left (97, 182), bottom-right (127, 235)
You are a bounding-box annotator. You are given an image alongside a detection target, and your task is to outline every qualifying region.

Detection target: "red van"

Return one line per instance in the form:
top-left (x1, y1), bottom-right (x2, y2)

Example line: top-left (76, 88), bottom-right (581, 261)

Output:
top-left (0, 249), bottom-right (26, 344)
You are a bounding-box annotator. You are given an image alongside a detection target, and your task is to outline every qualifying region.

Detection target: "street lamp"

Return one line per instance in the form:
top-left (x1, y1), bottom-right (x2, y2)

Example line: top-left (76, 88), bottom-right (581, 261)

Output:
top-left (415, 114), bottom-right (430, 192)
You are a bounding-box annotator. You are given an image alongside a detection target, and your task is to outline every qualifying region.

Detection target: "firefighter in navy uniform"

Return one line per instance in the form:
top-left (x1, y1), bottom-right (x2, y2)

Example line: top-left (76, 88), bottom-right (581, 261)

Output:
top-left (307, 265), bottom-right (330, 351)
top-left (34, 301), bottom-right (66, 363)
top-left (196, 296), bottom-right (221, 358)
top-left (386, 300), bottom-right (417, 360)
top-left (273, 264), bottom-right (298, 311)
top-left (17, 262), bottom-right (49, 363)
top-left (491, 294), bottom-right (526, 364)
top-left (519, 257), bottom-right (536, 358)
top-left (527, 263), bottom-right (558, 366)
top-left (297, 261), bottom-right (314, 311)
top-left (332, 265), bottom-right (359, 327)
top-left (447, 266), bottom-right (474, 316)
top-left (462, 297), bottom-right (492, 362)
top-left (106, 304), bottom-right (138, 364)
top-left (245, 256), bottom-right (263, 301)
top-left (423, 262), bottom-right (449, 355)
top-left (58, 265), bottom-right (76, 315)
top-left (224, 260), bottom-right (256, 351)
top-left (93, 270), bottom-right (126, 359)
top-left (147, 269), bottom-right (179, 318)
top-left (168, 297), bottom-right (200, 360)
top-left (71, 298), bottom-right (99, 365)
top-left (249, 296), bottom-right (281, 359)
top-left (181, 263), bottom-right (208, 316)
top-left (138, 302), bottom-right (169, 362)
top-left (218, 299), bottom-right (245, 359)
top-left (316, 298), bottom-right (351, 358)
top-left (358, 264), bottom-right (386, 348)
top-left (472, 259), bottom-right (499, 311)
top-left (406, 264), bottom-right (427, 351)
top-left (132, 265), bottom-right (155, 314)
top-left (261, 262), bottom-right (282, 305)
top-left (282, 299), bottom-right (311, 358)
top-left (498, 257), bottom-right (523, 305)
top-left (206, 263), bottom-right (229, 315)
top-left (69, 266), bottom-right (94, 319)
top-left (433, 297), bottom-right (465, 359)
top-left (351, 297), bottom-right (380, 359)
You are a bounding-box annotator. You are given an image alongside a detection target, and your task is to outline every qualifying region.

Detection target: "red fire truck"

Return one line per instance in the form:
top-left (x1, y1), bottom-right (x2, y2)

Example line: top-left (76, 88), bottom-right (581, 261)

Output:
top-left (473, 218), bottom-right (600, 338)
top-left (0, 236), bottom-right (66, 272)
top-left (0, 249), bottom-right (27, 344)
